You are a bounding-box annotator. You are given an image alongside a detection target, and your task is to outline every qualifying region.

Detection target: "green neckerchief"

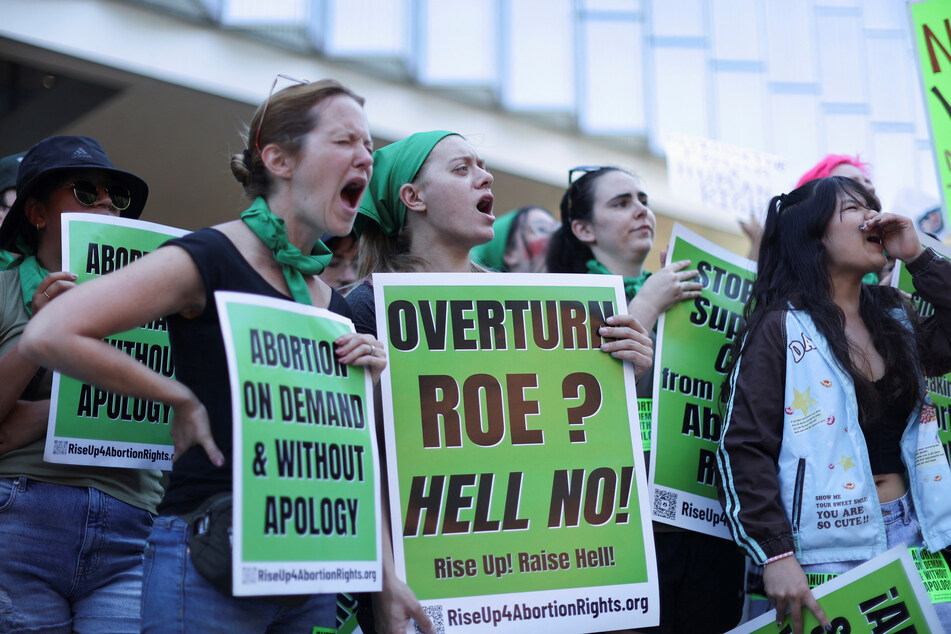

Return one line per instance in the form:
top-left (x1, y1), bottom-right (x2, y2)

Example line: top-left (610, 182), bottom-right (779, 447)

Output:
top-left (240, 197), bottom-right (332, 305)
top-left (355, 130), bottom-right (457, 237)
top-left (0, 250), bottom-right (17, 271)
top-left (586, 258), bottom-right (651, 303)
top-left (470, 209), bottom-right (519, 271)
top-left (17, 255), bottom-right (50, 316)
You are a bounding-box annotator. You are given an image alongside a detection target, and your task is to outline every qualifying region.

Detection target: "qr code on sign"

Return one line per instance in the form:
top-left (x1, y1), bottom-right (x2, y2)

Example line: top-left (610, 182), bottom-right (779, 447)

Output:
top-left (653, 489), bottom-right (677, 520)
top-left (53, 440), bottom-right (68, 455)
top-left (415, 605), bottom-right (444, 634)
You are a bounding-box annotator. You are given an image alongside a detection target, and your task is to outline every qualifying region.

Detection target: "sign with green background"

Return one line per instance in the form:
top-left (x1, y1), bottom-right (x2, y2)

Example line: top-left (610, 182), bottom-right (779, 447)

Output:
top-left (911, 0), bottom-right (951, 228)
top-left (893, 236), bottom-right (951, 469)
top-left (216, 291), bottom-right (381, 597)
top-left (45, 213), bottom-right (186, 469)
top-left (650, 223), bottom-right (756, 538)
top-left (728, 546), bottom-right (940, 633)
top-left (375, 272), bottom-right (658, 633)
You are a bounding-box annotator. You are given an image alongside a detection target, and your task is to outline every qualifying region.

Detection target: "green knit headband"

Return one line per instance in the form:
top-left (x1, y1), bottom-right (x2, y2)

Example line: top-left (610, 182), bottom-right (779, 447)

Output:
top-left (354, 130), bottom-right (457, 237)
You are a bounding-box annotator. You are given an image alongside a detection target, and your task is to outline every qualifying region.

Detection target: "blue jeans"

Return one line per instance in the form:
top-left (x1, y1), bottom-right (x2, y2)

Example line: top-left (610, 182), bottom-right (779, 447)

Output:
top-left (801, 491), bottom-right (951, 630)
top-left (142, 514), bottom-right (336, 633)
top-left (0, 476), bottom-right (153, 633)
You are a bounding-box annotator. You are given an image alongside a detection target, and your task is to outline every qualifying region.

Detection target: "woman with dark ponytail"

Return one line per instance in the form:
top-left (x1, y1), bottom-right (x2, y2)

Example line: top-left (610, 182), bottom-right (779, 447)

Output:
top-left (547, 166), bottom-right (747, 633)
top-left (717, 176), bottom-right (951, 634)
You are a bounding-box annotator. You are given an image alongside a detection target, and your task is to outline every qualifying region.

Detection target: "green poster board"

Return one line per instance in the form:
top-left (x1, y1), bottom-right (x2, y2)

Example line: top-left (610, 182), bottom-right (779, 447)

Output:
top-left (911, 0), bottom-right (951, 229)
top-left (375, 272), bottom-right (659, 633)
top-left (728, 546), bottom-right (941, 633)
top-left (216, 291), bottom-right (382, 596)
top-left (650, 223), bottom-right (756, 537)
top-left (44, 213), bottom-right (186, 469)
top-left (893, 236), bottom-right (951, 467)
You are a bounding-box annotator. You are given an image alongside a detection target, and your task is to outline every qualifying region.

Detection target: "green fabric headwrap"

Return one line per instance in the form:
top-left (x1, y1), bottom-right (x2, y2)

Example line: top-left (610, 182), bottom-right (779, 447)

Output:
top-left (470, 209), bottom-right (520, 271)
top-left (354, 130), bottom-right (457, 237)
top-left (586, 258), bottom-right (651, 303)
top-left (240, 197), bottom-right (332, 305)
top-left (17, 255), bottom-right (50, 316)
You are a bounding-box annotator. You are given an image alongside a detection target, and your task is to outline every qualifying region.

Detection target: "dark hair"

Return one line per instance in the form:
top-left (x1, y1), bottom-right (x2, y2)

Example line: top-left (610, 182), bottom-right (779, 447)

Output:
top-left (546, 167), bottom-right (627, 274)
top-left (723, 176), bottom-right (921, 425)
top-left (230, 79), bottom-right (365, 200)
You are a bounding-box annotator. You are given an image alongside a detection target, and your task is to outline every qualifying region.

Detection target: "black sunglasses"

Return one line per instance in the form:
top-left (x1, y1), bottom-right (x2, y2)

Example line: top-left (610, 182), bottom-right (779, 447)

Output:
top-left (568, 165), bottom-right (606, 187)
top-left (566, 165), bottom-right (608, 220)
top-left (55, 180), bottom-right (131, 212)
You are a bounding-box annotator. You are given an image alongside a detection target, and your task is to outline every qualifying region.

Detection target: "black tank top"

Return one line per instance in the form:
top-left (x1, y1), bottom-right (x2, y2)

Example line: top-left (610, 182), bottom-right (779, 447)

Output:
top-left (863, 378), bottom-right (910, 475)
top-left (158, 228), bottom-right (351, 515)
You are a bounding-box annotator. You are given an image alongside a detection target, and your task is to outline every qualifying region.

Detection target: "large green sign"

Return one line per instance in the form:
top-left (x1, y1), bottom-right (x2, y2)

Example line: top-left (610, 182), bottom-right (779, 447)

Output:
top-left (728, 547), bottom-right (941, 633)
top-left (650, 224), bottom-right (757, 537)
top-left (216, 291), bottom-right (381, 597)
top-left (911, 0), bottom-right (951, 228)
top-left (45, 213), bottom-right (186, 469)
top-left (375, 272), bottom-right (658, 633)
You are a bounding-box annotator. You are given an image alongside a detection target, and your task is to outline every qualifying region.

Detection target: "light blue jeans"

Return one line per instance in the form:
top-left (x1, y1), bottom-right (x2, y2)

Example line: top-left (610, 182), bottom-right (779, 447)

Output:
top-left (801, 490), bottom-right (951, 630)
top-left (142, 514), bottom-right (336, 633)
top-left (0, 476), bottom-right (153, 633)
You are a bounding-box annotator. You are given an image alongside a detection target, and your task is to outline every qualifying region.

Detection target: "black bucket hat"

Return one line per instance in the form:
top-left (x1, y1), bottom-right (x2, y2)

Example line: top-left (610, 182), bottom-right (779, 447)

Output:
top-left (0, 135), bottom-right (148, 252)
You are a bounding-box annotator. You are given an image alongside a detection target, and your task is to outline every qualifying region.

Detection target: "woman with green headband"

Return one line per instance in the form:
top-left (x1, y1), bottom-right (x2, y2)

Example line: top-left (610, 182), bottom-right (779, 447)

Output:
top-left (345, 133), bottom-right (652, 634)
top-left (21, 79), bottom-right (385, 632)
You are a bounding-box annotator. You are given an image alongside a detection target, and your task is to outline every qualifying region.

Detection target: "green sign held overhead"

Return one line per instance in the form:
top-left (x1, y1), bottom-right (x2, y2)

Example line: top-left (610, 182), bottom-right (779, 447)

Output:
top-left (374, 272), bottom-right (659, 633)
top-left (216, 291), bottom-right (382, 597)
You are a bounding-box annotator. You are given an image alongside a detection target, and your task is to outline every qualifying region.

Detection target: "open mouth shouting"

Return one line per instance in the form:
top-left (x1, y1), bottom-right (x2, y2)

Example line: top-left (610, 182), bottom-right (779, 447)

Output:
top-left (341, 177), bottom-right (367, 211)
top-left (476, 193), bottom-right (495, 217)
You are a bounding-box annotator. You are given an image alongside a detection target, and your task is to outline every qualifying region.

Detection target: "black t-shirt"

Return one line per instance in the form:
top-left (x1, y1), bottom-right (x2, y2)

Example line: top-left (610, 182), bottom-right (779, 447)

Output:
top-left (158, 228), bottom-right (351, 515)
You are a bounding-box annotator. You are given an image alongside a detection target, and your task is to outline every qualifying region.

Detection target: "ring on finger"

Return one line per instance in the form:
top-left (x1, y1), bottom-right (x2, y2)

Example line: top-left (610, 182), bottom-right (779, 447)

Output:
top-left (369, 344), bottom-right (376, 356)
top-left (43, 290), bottom-right (51, 299)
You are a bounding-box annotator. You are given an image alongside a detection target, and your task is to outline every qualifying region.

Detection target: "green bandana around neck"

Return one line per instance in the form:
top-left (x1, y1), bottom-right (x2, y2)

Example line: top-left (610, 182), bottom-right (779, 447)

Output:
top-left (355, 130), bottom-right (457, 237)
top-left (17, 255), bottom-right (50, 316)
top-left (470, 209), bottom-right (520, 271)
top-left (586, 258), bottom-right (651, 303)
top-left (240, 197), bottom-right (332, 305)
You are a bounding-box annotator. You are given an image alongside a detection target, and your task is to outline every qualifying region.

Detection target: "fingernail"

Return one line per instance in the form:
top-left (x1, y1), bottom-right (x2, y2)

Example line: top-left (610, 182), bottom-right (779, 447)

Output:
top-left (859, 222), bottom-right (867, 229)
top-left (825, 626), bottom-right (834, 633)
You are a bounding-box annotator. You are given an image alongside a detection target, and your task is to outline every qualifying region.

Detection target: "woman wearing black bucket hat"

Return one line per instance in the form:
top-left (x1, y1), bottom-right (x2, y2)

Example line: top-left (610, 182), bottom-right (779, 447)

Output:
top-left (0, 135), bottom-right (162, 633)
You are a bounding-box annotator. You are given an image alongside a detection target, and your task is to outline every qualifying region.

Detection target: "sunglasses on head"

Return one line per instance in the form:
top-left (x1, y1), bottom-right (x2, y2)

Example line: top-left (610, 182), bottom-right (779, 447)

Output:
top-left (55, 180), bottom-right (132, 212)
top-left (254, 73), bottom-right (310, 157)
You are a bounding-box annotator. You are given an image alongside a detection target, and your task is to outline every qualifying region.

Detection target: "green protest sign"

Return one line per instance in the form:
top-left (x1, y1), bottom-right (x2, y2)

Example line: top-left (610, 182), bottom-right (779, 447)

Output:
top-left (216, 291), bottom-right (381, 596)
top-left (911, 0), bottom-right (951, 226)
top-left (893, 237), bottom-right (951, 474)
top-left (650, 223), bottom-right (756, 537)
top-left (45, 213), bottom-right (186, 469)
top-left (374, 272), bottom-right (658, 633)
top-left (728, 546), bottom-right (941, 633)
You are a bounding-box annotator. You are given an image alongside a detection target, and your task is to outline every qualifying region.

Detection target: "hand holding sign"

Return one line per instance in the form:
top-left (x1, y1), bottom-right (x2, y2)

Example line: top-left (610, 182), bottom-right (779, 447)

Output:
top-left (334, 332), bottom-right (387, 385)
top-left (32, 271), bottom-right (79, 313)
top-left (598, 314), bottom-right (653, 377)
top-left (628, 260), bottom-right (702, 328)
top-left (763, 556), bottom-right (831, 634)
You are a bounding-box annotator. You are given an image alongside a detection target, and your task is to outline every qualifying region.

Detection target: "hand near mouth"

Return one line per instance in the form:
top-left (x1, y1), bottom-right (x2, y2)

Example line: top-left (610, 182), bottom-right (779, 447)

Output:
top-left (859, 213), bottom-right (924, 262)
